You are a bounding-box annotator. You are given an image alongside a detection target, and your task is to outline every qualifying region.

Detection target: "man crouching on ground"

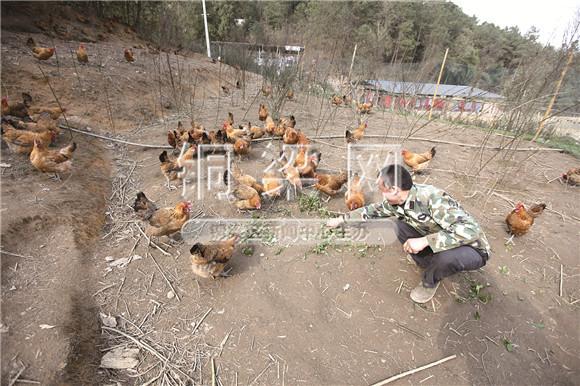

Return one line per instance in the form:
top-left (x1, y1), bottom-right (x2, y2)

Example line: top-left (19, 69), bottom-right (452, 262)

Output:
top-left (327, 164), bottom-right (491, 303)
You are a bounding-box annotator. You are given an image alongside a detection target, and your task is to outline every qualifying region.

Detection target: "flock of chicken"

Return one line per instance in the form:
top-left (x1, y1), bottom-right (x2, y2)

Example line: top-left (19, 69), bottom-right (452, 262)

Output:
top-left (3, 36), bottom-right (579, 280)
top-left (331, 93), bottom-right (373, 115)
top-left (128, 100), bottom-right (449, 279)
top-left (0, 38), bottom-right (141, 177)
top-left (133, 99), bottom-right (579, 279)
top-left (25, 36), bottom-right (136, 64)
top-left (1, 92), bottom-right (72, 178)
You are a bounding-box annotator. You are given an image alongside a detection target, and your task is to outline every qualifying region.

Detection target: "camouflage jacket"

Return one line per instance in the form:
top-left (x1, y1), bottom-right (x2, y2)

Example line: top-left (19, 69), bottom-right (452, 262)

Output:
top-left (345, 184), bottom-right (491, 257)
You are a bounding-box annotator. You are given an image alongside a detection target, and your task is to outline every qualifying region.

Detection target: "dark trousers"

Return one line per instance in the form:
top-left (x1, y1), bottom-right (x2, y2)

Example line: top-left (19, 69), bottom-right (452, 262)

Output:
top-left (395, 221), bottom-right (487, 287)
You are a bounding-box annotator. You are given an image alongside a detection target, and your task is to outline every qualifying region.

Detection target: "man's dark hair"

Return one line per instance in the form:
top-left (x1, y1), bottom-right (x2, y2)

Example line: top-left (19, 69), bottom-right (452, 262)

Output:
top-left (379, 164), bottom-right (413, 191)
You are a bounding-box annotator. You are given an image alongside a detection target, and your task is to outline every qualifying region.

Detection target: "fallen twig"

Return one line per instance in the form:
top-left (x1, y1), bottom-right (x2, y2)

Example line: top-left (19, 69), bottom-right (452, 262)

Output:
top-left (393, 320), bottom-right (424, 340)
top-left (191, 307), bottom-right (213, 335)
top-left (92, 283), bottom-right (118, 297)
top-left (147, 251), bottom-right (180, 301)
top-left (8, 363), bottom-right (25, 386)
top-left (219, 328), bottom-right (233, 357)
top-left (59, 124), bottom-right (172, 149)
top-left (36, 64), bottom-right (73, 141)
top-left (481, 340), bottom-right (492, 385)
top-left (12, 379), bottom-right (40, 384)
top-left (559, 264), bottom-right (564, 297)
top-left (253, 134), bottom-right (564, 152)
top-left (311, 138), bottom-right (346, 149)
top-left (249, 361), bottom-right (273, 386)
top-left (370, 354), bottom-right (457, 386)
top-left (134, 223), bottom-right (171, 256)
top-left (0, 250), bottom-right (32, 259)
top-left (211, 357), bottom-right (217, 386)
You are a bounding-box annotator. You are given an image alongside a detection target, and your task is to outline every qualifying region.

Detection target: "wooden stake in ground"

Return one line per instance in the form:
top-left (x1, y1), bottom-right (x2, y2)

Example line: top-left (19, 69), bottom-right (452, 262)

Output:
top-left (215, 60), bottom-right (223, 127)
top-left (428, 47), bottom-right (449, 121)
top-left (347, 43), bottom-right (358, 83)
top-left (370, 354), bottom-right (457, 386)
top-left (211, 357), bottom-right (217, 386)
top-left (532, 47), bottom-right (574, 142)
top-left (559, 263), bottom-right (564, 297)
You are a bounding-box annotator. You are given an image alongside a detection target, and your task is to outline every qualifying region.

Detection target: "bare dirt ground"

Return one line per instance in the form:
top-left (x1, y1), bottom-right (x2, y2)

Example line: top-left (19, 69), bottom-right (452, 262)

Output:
top-left (2, 5), bottom-right (579, 386)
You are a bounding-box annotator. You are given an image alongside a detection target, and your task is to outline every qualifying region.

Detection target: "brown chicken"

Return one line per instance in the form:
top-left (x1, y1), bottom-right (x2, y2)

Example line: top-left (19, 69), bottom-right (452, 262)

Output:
top-left (233, 137), bottom-right (251, 157)
top-left (295, 148), bottom-right (321, 178)
top-left (356, 101), bottom-right (373, 114)
top-left (12, 112), bottom-right (59, 135)
top-left (264, 115), bottom-right (277, 135)
top-left (132, 192), bottom-right (157, 221)
top-left (187, 121), bottom-right (206, 141)
top-left (505, 202), bottom-right (546, 236)
top-left (297, 131), bottom-right (310, 145)
top-left (76, 44), bottom-right (88, 63)
top-left (284, 164), bottom-right (302, 192)
top-left (191, 120), bottom-right (206, 132)
top-left (283, 127), bottom-right (299, 144)
top-left (29, 105), bottom-right (66, 120)
top-left (258, 104), bottom-right (268, 121)
top-left (345, 174), bottom-right (365, 211)
top-left (286, 89), bottom-right (294, 100)
top-left (198, 131), bottom-right (211, 145)
top-left (249, 123), bottom-right (265, 139)
top-left (29, 140), bottom-right (76, 176)
top-left (188, 125), bottom-right (210, 144)
top-left (177, 120), bottom-right (188, 134)
top-left (208, 129), bottom-right (226, 144)
top-left (231, 184), bottom-right (261, 210)
top-left (167, 123), bottom-right (190, 150)
top-left (314, 171), bottom-right (348, 196)
top-left (32, 46), bottom-right (55, 60)
top-left (132, 192), bottom-right (192, 237)
top-left (190, 235), bottom-right (239, 279)
top-left (124, 48), bottom-right (135, 62)
top-left (224, 123), bottom-right (247, 143)
top-left (331, 95), bottom-right (343, 106)
top-left (279, 115), bottom-right (296, 129)
top-left (562, 167), bottom-right (580, 186)
top-left (159, 150), bottom-right (183, 190)
top-left (167, 130), bottom-right (179, 149)
top-left (261, 84), bottom-right (272, 97)
top-left (402, 147), bottom-right (436, 173)
top-left (1, 122), bottom-right (54, 154)
top-left (225, 112), bottom-right (234, 126)
top-left (177, 144), bottom-right (197, 167)
top-left (262, 169), bottom-right (284, 198)
top-left (273, 123), bottom-right (286, 137)
top-left (292, 147), bottom-right (307, 168)
top-left (224, 164), bottom-right (264, 193)
top-left (346, 121), bottom-right (367, 143)
top-left (2, 93), bottom-right (32, 118)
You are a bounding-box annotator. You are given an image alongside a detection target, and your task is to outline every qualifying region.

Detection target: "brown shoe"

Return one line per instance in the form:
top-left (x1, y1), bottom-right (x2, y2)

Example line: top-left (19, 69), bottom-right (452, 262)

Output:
top-left (410, 281), bottom-right (440, 303)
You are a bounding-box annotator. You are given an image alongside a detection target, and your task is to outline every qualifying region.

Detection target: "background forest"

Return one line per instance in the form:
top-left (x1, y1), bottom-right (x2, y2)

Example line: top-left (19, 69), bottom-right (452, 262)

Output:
top-left (67, 0), bottom-right (579, 114)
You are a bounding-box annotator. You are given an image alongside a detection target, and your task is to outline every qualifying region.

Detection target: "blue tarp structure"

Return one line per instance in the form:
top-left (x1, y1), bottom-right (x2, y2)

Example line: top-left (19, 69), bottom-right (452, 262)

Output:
top-left (364, 80), bottom-right (503, 100)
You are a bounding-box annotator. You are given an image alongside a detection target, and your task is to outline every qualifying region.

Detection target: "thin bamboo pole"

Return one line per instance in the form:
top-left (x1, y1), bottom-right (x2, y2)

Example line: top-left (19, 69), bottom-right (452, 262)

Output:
top-left (428, 47), bottom-right (449, 121)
